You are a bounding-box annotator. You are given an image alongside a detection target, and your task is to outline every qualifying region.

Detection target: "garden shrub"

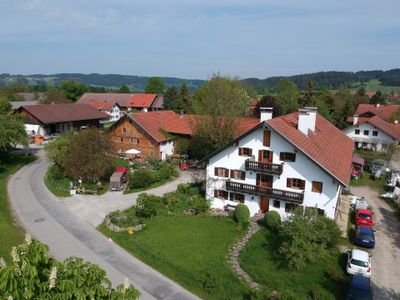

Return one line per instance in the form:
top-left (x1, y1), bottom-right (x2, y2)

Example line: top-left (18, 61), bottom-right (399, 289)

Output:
top-left (128, 169), bottom-right (156, 189)
top-left (190, 195), bottom-right (210, 214)
top-left (264, 211), bottom-right (281, 231)
top-left (135, 193), bottom-right (166, 218)
top-left (233, 204), bottom-right (250, 223)
top-left (158, 163), bottom-right (177, 180)
top-left (47, 164), bottom-right (65, 181)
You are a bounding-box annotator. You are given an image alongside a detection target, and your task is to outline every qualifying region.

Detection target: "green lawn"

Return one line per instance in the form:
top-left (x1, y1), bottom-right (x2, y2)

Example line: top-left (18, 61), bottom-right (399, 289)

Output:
top-left (123, 174), bottom-right (178, 194)
top-left (351, 79), bottom-right (400, 94)
top-left (0, 154), bottom-right (35, 263)
top-left (240, 228), bottom-right (349, 299)
top-left (350, 171), bottom-right (385, 189)
top-left (99, 215), bottom-right (254, 299)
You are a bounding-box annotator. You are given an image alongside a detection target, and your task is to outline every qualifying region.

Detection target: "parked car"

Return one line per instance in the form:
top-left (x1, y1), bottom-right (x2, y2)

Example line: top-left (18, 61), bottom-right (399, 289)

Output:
top-left (346, 249), bottom-right (372, 277)
top-left (350, 196), bottom-right (369, 210)
top-left (355, 226), bottom-right (375, 248)
top-left (355, 208), bottom-right (373, 227)
top-left (346, 274), bottom-right (373, 300)
top-left (370, 159), bottom-right (387, 175)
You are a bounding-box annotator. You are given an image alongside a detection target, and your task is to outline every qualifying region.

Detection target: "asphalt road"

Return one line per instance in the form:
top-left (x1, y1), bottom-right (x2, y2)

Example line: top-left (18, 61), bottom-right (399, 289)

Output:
top-left (351, 186), bottom-right (400, 299)
top-left (8, 155), bottom-right (199, 300)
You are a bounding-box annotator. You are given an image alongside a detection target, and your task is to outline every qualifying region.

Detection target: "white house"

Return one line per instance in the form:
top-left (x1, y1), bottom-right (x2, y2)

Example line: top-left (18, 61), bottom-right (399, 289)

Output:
top-left (86, 102), bottom-right (122, 123)
top-left (343, 115), bottom-right (400, 152)
top-left (203, 107), bottom-right (354, 219)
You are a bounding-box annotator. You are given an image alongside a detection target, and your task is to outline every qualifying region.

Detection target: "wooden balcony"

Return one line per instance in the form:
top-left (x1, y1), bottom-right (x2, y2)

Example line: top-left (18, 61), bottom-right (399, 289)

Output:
top-left (245, 160), bottom-right (283, 175)
top-left (226, 180), bottom-right (304, 204)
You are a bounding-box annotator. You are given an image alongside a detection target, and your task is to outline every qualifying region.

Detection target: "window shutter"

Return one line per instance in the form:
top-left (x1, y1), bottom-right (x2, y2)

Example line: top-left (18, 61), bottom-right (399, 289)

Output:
top-left (258, 150), bottom-right (263, 161)
top-left (287, 178), bottom-right (292, 187)
top-left (268, 151), bottom-right (273, 162)
top-left (214, 167), bottom-right (218, 176)
top-left (263, 130), bottom-right (271, 146)
top-left (241, 171), bottom-right (245, 180)
top-left (249, 149), bottom-right (253, 156)
top-left (230, 169), bottom-right (234, 178)
top-left (300, 180), bottom-right (306, 190)
top-left (291, 153), bottom-right (296, 162)
top-left (239, 148), bottom-right (243, 156)
top-left (225, 169), bottom-right (229, 177)
top-left (280, 152), bottom-right (284, 161)
top-left (214, 190), bottom-right (218, 197)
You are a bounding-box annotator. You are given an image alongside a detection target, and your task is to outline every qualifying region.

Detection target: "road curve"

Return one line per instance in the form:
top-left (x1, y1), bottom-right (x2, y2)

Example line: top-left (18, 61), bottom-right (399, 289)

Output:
top-left (8, 155), bottom-right (199, 300)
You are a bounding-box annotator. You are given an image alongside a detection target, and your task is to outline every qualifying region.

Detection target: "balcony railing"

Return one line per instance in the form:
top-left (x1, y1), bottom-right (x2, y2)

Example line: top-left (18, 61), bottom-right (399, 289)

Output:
top-left (245, 160), bottom-right (283, 175)
top-left (226, 180), bottom-right (304, 204)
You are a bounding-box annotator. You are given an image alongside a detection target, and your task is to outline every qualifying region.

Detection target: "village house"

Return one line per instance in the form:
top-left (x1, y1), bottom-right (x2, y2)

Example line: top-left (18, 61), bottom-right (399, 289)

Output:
top-left (203, 107), bottom-right (353, 219)
top-left (85, 101), bottom-right (122, 123)
top-left (78, 92), bottom-right (164, 114)
top-left (109, 110), bottom-right (259, 160)
top-left (344, 103), bottom-right (400, 151)
top-left (18, 103), bottom-right (108, 137)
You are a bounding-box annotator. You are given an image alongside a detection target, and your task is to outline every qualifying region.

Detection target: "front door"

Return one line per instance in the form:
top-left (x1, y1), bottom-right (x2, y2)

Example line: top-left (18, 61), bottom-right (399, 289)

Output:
top-left (260, 196), bottom-right (269, 213)
top-left (256, 174), bottom-right (273, 188)
top-left (258, 150), bottom-right (273, 164)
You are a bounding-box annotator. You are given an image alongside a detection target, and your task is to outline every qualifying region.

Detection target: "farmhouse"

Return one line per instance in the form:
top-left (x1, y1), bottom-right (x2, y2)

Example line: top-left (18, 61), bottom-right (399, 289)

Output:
top-left (109, 110), bottom-right (259, 160)
top-left (203, 107), bottom-right (353, 219)
top-left (344, 104), bottom-right (400, 151)
top-left (86, 101), bottom-right (122, 123)
top-left (18, 103), bottom-right (108, 137)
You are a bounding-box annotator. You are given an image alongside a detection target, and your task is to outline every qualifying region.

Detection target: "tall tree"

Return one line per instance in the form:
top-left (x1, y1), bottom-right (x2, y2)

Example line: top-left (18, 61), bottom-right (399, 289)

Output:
top-left (60, 79), bottom-right (88, 101)
top-left (370, 91), bottom-right (385, 104)
top-left (145, 77), bottom-right (165, 94)
top-left (163, 86), bottom-right (178, 110)
top-left (0, 98), bottom-right (27, 152)
top-left (119, 85), bottom-right (130, 93)
top-left (42, 86), bottom-right (70, 104)
top-left (177, 83), bottom-right (192, 113)
top-left (190, 75), bottom-right (249, 159)
top-left (299, 79), bottom-right (316, 107)
top-left (275, 78), bottom-right (299, 114)
top-left (252, 95), bottom-right (283, 118)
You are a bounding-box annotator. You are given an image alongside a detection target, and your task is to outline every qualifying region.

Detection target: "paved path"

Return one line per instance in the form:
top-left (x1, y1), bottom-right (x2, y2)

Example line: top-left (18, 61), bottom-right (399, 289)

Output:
top-left (63, 169), bottom-right (200, 227)
top-left (8, 156), bottom-right (199, 300)
top-left (351, 186), bottom-right (400, 299)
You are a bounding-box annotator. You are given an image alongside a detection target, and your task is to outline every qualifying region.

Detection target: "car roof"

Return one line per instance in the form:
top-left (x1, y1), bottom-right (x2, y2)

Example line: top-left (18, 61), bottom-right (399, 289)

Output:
top-left (357, 208), bottom-right (372, 215)
top-left (352, 249), bottom-right (369, 261)
top-left (358, 226), bottom-right (373, 233)
top-left (351, 274), bottom-right (371, 290)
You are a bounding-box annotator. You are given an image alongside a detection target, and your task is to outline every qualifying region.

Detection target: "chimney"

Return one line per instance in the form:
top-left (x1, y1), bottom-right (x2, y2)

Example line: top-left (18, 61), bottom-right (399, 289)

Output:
top-left (260, 107), bottom-right (273, 123)
top-left (376, 103), bottom-right (380, 108)
top-left (179, 110), bottom-right (184, 118)
top-left (298, 107), bottom-right (317, 135)
top-left (353, 115), bottom-right (359, 125)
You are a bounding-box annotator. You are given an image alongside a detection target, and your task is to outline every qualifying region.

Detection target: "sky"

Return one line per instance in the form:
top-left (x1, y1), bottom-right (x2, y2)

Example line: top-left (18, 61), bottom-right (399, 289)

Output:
top-left (0, 0), bottom-right (399, 79)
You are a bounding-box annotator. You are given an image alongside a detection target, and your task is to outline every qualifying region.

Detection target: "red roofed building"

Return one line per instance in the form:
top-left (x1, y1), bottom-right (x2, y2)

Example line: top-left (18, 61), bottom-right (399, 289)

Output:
top-left (78, 92), bottom-right (164, 114)
top-left (203, 107), bottom-right (353, 219)
top-left (19, 103), bottom-right (108, 137)
top-left (109, 110), bottom-right (259, 160)
top-left (344, 103), bottom-right (400, 151)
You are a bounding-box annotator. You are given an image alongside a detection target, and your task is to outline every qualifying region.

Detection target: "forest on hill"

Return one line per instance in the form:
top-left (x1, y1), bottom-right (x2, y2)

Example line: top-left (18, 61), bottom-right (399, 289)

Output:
top-left (0, 68), bottom-right (399, 93)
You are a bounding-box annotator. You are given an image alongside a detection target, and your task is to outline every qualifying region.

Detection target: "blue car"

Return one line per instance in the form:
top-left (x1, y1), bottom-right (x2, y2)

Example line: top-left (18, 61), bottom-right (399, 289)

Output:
top-left (346, 274), bottom-right (373, 300)
top-left (355, 226), bottom-right (375, 248)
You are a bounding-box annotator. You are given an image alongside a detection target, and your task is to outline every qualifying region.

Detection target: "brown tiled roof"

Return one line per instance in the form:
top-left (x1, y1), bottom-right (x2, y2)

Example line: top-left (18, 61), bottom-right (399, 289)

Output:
top-left (268, 112), bottom-right (354, 186)
top-left (354, 104), bottom-right (400, 120)
top-left (127, 111), bottom-right (259, 143)
top-left (151, 95), bottom-right (164, 109)
top-left (127, 94), bottom-right (157, 108)
top-left (20, 103), bottom-right (108, 124)
top-left (86, 101), bottom-right (119, 110)
top-left (78, 93), bottom-right (132, 107)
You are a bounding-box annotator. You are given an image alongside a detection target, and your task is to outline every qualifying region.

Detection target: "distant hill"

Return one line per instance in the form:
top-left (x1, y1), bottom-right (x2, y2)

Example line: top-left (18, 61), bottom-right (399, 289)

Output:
top-left (1, 69), bottom-right (400, 93)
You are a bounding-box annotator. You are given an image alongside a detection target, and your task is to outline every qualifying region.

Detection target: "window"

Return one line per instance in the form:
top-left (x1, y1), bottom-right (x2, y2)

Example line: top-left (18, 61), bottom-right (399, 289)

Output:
top-left (120, 137), bottom-right (123, 142)
top-left (129, 138), bottom-right (139, 144)
top-left (273, 200), bottom-right (280, 208)
top-left (355, 129), bottom-right (360, 135)
top-left (372, 131), bottom-right (378, 136)
top-left (363, 130), bottom-right (369, 136)
top-left (287, 178), bottom-right (305, 190)
top-left (280, 152), bottom-right (296, 162)
top-left (230, 192), bottom-right (245, 203)
top-left (312, 181), bottom-right (323, 193)
top-left (285, 203), bottom-right (298, 212)
top-left (214, 189), bottom-right (228, 200)
top-left (230, 169), bottom-right (246, 180)
top-left (238, 147), bottom-right (252, 157)
top-left (123, 127), bottom-right (127, 133)
top-left (263, 130), bottom-right (271, 146)
top-left (214, 167), bottom-right (229, 177)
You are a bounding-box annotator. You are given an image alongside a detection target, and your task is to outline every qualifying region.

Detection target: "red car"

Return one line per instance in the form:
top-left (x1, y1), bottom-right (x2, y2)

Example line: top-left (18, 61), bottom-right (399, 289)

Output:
top-left (355, 208), bottom-right (373, 227)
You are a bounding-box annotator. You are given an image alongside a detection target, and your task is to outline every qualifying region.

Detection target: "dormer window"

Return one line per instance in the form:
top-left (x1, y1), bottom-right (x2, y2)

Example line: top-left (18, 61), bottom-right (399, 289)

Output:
top-left (280, 152), bottom-right (296, 162)
top-left (238, 148), bottom-right (252, 157)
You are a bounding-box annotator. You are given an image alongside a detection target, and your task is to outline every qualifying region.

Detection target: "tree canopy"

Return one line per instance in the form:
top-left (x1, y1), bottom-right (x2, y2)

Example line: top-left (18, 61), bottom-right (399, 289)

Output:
top-left (0, 98), bottom-right (27, 152)
top-left (0, 233), bottom-right (140, 299)
top-left (60, 79), bottom-right (88, 101)
top-left (144, 77), bottom-right (165, 94)
top-left (119, 85), bottom-right (130, 93)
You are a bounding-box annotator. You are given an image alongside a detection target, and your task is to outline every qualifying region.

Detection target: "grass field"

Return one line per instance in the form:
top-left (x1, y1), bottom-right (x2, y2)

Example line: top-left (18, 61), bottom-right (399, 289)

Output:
top-left (352, 79), bottom-right (400, 94)
top-left (0, 154), bottom-right (35, 263)
top-left (240, 228), bottom-right (349, 299)
top-left (98, 215), bottom-right (254, 299)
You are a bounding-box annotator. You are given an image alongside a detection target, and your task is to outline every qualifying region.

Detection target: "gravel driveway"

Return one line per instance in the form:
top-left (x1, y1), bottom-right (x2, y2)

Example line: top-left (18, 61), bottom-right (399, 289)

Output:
top-left (350, 186), bottom-right (400, 299)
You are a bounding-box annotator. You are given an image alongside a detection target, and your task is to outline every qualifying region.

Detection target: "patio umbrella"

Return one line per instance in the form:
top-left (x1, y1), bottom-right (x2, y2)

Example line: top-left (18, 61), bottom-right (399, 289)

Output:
top-left (125, 148), bottom-right (141, 155)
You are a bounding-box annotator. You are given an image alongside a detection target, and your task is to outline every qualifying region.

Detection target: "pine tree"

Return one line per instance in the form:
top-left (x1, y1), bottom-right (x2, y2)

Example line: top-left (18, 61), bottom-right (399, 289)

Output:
top-left (163, 86), bottom-right (178, 110)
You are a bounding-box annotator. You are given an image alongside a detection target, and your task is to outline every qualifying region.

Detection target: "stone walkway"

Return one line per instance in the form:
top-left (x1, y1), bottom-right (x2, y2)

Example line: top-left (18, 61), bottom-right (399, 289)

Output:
top-left (227, 215), bottom-right (263, 290)
top-left (335, 194), bottom-right (351, 237)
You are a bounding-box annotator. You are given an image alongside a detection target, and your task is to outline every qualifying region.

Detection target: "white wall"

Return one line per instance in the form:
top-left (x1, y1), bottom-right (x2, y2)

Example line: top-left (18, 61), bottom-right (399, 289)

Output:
top-left (160, 140), bottom-right (174, 160)
top-left (343, 123), bottom-right (397, 151)
top-left (25, 124), bottom-right (45, 136)
top-left (206, 125), bottom-right (342, 219)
